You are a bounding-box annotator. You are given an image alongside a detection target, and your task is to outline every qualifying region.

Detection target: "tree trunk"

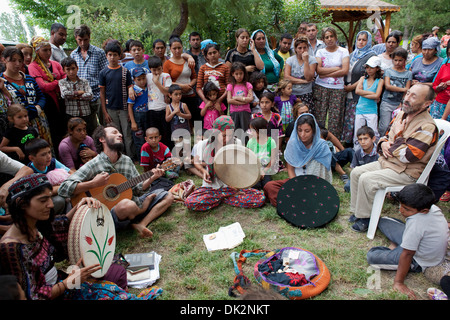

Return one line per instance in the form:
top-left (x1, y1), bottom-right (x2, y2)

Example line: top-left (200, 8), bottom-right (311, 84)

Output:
top-left (171, 0), bottom-right (189, 37)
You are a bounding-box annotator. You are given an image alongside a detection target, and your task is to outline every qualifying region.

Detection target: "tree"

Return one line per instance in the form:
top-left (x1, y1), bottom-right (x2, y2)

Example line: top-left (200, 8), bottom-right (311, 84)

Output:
top-left (389, 0), bottom-right (450, 40)
top-left (0, 11), bottom-right (36, 43)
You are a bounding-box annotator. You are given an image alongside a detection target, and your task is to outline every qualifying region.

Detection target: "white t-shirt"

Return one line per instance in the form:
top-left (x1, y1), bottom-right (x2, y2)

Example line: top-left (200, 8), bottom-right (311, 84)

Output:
top-left (196, 138), bottom-right (243, 189)
top-left (378, 54), bottom-right (393, 72)
top-left (146, 72), bottom-right (172, 111)
top-left (0, 151), bottom-right (23, 176)
top-left (401, 204), bottom-right (449, 269)
top-left (315, 46), bottom-right (349, 89)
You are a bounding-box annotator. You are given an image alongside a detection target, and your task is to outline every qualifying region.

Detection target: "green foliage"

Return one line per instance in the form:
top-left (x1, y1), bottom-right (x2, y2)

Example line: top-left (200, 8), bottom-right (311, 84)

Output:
top-left (389, 0), bottom-right (450, 38)
top-left (0, 11), bottom-right (36, 43)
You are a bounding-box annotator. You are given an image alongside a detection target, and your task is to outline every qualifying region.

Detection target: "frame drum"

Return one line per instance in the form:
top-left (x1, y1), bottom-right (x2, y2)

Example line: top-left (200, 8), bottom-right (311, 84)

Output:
top-left (214, 144), bottom-right (261, 189)
top-left (276, 175), bottom-right (339, 228)
top-left (68, 203), bottom-right (116, 278)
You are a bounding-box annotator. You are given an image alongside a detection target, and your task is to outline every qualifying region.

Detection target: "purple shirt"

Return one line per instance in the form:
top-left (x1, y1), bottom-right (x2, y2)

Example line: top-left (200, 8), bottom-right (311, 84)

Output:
top-left (58, 135), bottom-right (97, 169)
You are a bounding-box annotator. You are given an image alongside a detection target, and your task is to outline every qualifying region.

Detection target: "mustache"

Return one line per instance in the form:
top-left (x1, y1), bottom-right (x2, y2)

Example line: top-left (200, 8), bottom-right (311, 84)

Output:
top-left (402, 100), bottom-right (411, 108)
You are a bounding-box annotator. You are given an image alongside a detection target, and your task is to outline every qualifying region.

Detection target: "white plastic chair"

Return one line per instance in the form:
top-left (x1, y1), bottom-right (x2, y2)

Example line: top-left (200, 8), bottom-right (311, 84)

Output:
top-left (366, 119), bottom-right (450, 239)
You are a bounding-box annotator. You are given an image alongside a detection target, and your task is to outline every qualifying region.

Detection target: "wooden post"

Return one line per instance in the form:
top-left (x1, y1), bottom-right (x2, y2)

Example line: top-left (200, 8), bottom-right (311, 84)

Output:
top-left (384, 12), bottom-right (392, 42)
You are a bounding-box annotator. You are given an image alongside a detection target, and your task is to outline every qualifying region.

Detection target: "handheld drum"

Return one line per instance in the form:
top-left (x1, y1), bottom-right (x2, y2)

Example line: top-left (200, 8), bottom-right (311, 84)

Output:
top-left (68, 203), bottom-right (116, 278)
top-left (276, 175), bottom-right (339, 228)
top-left (214, 144), bottom-right (261, 189)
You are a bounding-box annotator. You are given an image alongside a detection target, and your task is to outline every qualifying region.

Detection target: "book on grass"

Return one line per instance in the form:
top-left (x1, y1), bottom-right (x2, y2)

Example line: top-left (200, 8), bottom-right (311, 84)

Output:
top-left (203, 222), bottom-right (245, 251)
top-left (124, 252), bottom-right (156, 271)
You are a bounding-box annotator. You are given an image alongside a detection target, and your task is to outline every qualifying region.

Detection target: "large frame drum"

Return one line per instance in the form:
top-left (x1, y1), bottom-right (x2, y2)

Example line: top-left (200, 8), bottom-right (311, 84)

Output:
top-left (68, 203), bottom-right (116, 278)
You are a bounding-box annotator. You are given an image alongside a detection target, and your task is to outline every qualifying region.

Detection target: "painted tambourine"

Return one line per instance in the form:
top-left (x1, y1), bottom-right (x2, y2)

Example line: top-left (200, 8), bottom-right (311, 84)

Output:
top-left (213, 144), bottom-right (261, 189)
top-left (68, 203), bottom-right (116, 278)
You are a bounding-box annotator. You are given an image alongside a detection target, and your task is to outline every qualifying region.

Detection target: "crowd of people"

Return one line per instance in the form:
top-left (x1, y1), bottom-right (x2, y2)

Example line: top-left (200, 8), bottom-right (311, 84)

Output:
top-left (0, 21), bottom-right (448, 301)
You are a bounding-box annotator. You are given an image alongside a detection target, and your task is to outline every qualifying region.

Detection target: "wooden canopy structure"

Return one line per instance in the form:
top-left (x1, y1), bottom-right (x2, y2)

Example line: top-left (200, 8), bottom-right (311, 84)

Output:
top-left (319, 0), bottom-right (401, 52)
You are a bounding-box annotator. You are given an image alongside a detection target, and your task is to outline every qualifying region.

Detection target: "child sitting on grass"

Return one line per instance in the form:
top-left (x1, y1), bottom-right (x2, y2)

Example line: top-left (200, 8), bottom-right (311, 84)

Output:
top-left (140, 127), bottom-right (179, 179)
top-left (366, 183), bottom-right (449, 300)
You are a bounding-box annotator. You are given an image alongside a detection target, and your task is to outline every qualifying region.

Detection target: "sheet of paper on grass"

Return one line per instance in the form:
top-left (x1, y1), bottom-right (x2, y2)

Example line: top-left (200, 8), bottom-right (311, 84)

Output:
top-left (203, 222), bottom-right (245, 251)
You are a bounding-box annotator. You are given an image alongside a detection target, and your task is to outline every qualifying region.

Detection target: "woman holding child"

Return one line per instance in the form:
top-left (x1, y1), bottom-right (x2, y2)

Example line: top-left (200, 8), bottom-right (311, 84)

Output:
top-left (0, 47), bottom-right (54, 154)
top-left (163, 36), bottom-right (198, 125)
top-left (196, 43), bottom-right (230, 116)
top-left (263, 113), bottom-right (332, 206)
top-left (184, 116), bottom-right (265, 211)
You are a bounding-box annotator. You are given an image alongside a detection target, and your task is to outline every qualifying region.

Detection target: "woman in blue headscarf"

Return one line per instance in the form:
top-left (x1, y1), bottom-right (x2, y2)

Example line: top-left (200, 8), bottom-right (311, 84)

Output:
top-left (342, 30), bottom-right (377, 144)
top-left (410, 37), bottom-right (443, 86)
top-left (263, 113), bottom-right (332, 206)
top-left (251, 29), bottom-right (284, 89)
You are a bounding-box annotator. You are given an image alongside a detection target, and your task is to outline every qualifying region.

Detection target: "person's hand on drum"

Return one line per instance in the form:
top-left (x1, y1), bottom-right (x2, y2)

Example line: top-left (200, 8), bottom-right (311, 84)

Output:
top-left (75, 197), bottom-right (101, 211)
top-left (65, 258), bottom-right (102, 287)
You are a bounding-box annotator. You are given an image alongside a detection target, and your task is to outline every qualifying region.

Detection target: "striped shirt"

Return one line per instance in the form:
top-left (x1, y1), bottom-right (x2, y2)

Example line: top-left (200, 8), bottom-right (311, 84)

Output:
top-left (70, 44), bottom-right (108, 101)
top-left (377, 110), bottom-right (438, 179)
top-left (196, 63), bottom-right (230, 97)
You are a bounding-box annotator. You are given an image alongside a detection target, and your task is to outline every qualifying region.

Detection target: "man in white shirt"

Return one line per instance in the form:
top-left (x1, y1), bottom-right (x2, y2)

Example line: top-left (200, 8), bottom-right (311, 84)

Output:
top-left (49, 23), bottom-right (68, 62)
top-left (306, 23), bottom-right (325, 56)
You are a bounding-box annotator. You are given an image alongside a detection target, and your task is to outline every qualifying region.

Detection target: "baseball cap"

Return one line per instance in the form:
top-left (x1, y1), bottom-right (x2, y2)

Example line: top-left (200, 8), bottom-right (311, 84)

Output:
top-left (432, 26), bottom-right (440, 31)
top-left (132, 67), bottom-right (146, 78)
top-left (365, 56), bottom-right (381, 68)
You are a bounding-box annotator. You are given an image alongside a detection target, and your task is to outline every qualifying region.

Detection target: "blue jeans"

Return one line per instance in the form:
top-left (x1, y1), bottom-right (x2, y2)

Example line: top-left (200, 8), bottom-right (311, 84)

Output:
top-left (366, 217), bottom-right (421, 272)
top-left (132, 111), bottom-right (147, 158)
top-left (331, 147), bottom-right (354, 170)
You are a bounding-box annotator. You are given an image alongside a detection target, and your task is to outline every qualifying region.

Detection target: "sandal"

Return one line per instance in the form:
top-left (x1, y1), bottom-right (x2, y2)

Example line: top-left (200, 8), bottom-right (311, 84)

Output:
top-left (439, 191), bottom-right (450, 202)
top-left (427, 288), bottom-right (448, 300)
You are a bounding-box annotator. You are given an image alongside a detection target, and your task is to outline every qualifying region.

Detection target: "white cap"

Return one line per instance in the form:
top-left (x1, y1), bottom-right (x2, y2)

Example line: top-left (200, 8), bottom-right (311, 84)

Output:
top-left (365, 56), bottom-right (381, 68)
top-left (432, 26), bottom-right (440, 31)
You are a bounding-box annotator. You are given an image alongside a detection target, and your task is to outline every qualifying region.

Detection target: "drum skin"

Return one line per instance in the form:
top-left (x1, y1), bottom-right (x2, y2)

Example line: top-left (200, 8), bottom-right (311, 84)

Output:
top-left (68, 203), bottom-right (116, 278)
top-left (253, 248), bottom-right (330, 300)
top-left (214, 144), bottom-right (261, 189)
top-left (276, 175), bottom-right (339, 228)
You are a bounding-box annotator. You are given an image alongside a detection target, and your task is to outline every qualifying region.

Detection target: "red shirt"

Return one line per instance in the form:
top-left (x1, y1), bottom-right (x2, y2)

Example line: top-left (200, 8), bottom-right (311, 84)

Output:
top-left (140, 142), bottom-right (172, 169)
top-left (433, 62), bottom-right (450, 104)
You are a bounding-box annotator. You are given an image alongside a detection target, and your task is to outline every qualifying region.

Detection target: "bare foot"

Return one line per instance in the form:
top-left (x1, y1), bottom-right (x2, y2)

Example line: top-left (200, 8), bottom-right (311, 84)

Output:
top-left (388, 241), bottom-right (397, 250)
top-left (132, 223), bottom-right (154, 238)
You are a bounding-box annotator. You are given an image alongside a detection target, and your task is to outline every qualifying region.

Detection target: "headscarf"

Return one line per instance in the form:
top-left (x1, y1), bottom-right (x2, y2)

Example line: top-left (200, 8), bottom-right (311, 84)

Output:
top-left (251, 29), bottom-right (281, 77)
top-left (350, 31), bottom-right (375, 66)
top-left (284, 113), bottom-right (332, 171)
top-left (30, 36), bottom-right (54, 81)
top-left (202, 116), bottom-right (235, 178)
top-left (422, 37), bottom-right (441, 54)
top-left (201, 39), bottom-right (217, 50)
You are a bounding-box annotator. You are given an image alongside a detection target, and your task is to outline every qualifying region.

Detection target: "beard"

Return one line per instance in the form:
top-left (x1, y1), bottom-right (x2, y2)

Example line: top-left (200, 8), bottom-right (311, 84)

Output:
top-left (106, 136), bottom-right (124, 153)
top-left (402, 100), bottom-right (418, 115)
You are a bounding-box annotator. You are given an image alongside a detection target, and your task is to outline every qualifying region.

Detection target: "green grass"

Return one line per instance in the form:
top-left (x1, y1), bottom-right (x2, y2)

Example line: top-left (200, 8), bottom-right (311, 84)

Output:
top-left (115, 168), bottom-right (450, 301)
